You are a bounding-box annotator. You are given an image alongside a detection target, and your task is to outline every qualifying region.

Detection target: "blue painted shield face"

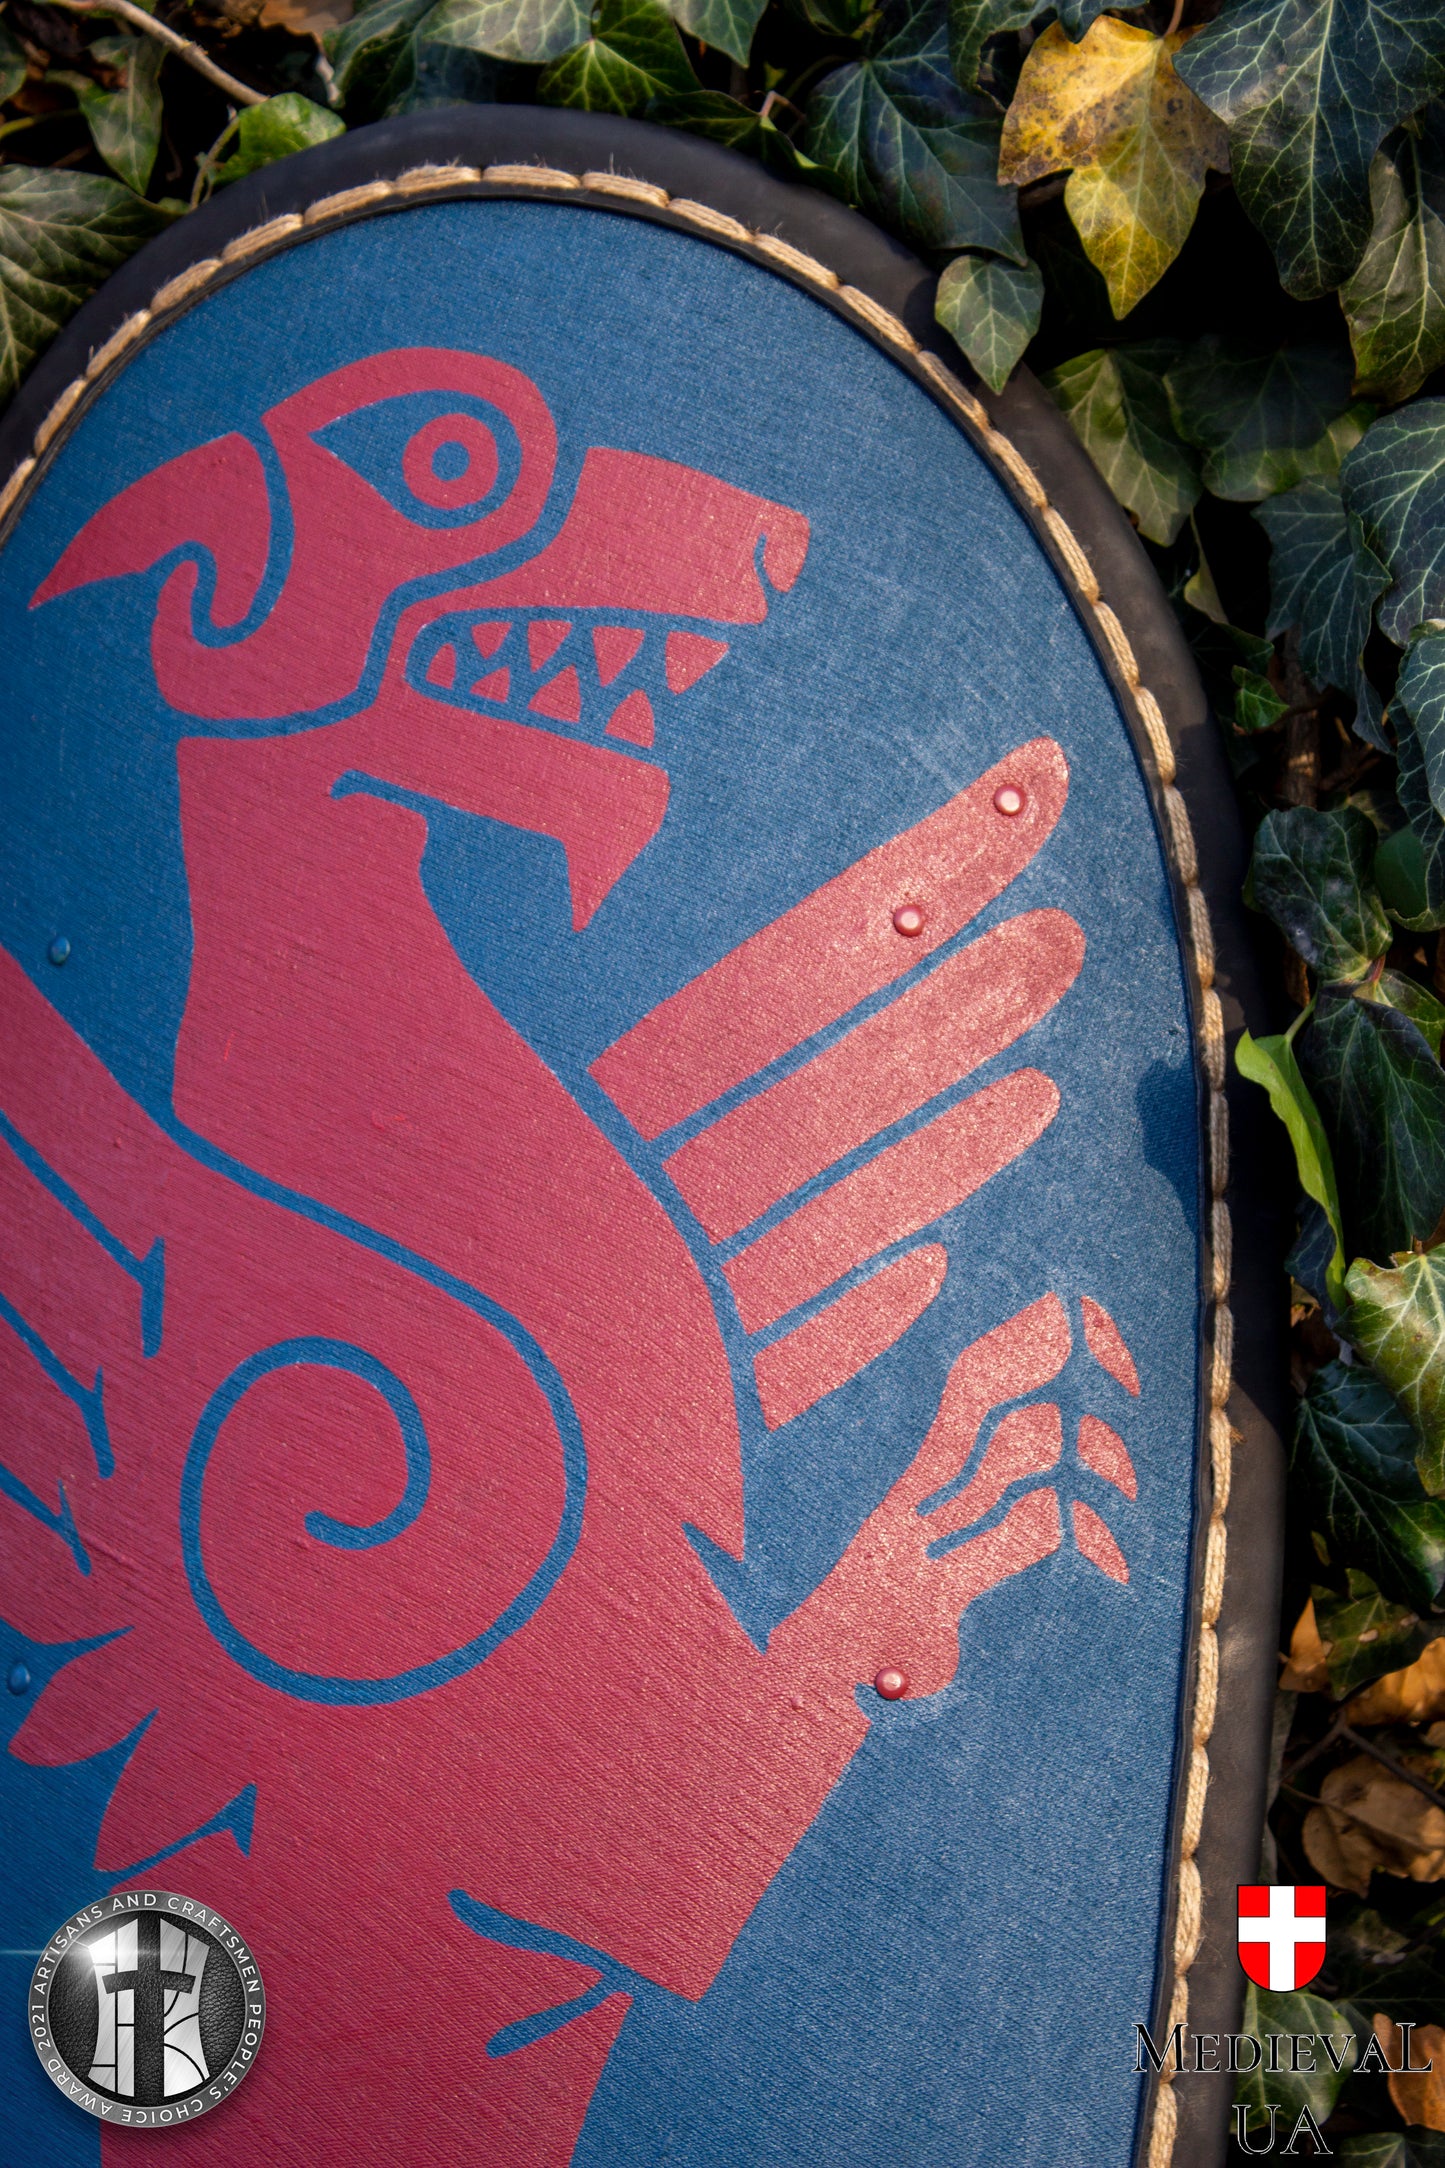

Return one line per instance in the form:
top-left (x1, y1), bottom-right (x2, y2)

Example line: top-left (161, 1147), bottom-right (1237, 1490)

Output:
top-left (0, 198), bottom-right (1199, 2167)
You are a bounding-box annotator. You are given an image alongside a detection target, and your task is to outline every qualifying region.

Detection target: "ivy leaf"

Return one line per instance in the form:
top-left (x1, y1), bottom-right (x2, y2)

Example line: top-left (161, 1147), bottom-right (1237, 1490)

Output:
top-left (1166, 336), bottom-right (1357, 503)
top-left (372, 28), bottom-right (502, 109)
top-left (1177, 598), bottom-right (1284, 728)
top-left (1381, 712), bottom-right (1445, 931)
top-left (1315, 1568), bottom-right (1432, 1694)
top-left (1347, 1249), bottom-right (1445, 1495)
top-left (665, 0), bottom-right (765, 66)
top-left (1369, 968), bottom-right (1445, 1057)
top-left (0, 165), bottom-right (174, 403)
top-left (1234, 666), bottom-right (1289, 731)
top-left (1376, 822), bottom-right (1445, 929)
top-left (1180, 535), bottom-right (1228, 623)
top-left (326, 0), bottom-right (439, 113)
top-left (52, 33), bottom-right (165, 196)
top-left (1329, 1894), bottom-right (1445, 2024)
top-left (1041, 343), bottom-right (1198, 544)
top-left (1289, 1199), bottom-right (1346, 1317)
top-left (211, 94), bottom-right (345, 185)
top-left (948, 0), bottom-right (1108, 93)
top-left (1327, 1898), bottom-right (1413, 1987)
top-left (1051, 0), bottom-right (1108, 32)
top-left (1299, 987), bottom-right (1445, 1264)
top-left (949, 0), bottom-right (1039, 93)
top-left (1255, 477), bottom-right (1383, 696)
top-left (1292, 974), bottom-right (1445, 1272)
top-left (1175, 0), bottom-right (1445, 301)
top-left (795, 0), bottom-right (876, 37)
top-left (1397, 627), bottom-right (1445, 824)
top-left (998, 19), bottom-right (1227, 320)
top-left (1338, 2139), bottom-right (1445, 2168)
top-left (934, 249), bottom-right (1041, 392)
top-left (1341, 110), bottom-right (1445, 408)
top-left (1251, 804), bottom-right (1391, 980)
top-left (539, 0), bottom-right (694, 112)
top-left (417, 0), bottom-right (588, 67)
top-left (1340, 399), bottom-right (1445, 649)
top-left (652, 89), bottom-right (830, 181)
top-left (806, 0), bottom-right (1025, 258)
top-left (1236, 1027), bottom-right (1347, 1312)
top-left (1295, 1360), bottom-right (1445, 1612)
top-left (0, 15), bottom-right (28, 103)
top-left (1235, 1981), bottom-right (1358, 2129)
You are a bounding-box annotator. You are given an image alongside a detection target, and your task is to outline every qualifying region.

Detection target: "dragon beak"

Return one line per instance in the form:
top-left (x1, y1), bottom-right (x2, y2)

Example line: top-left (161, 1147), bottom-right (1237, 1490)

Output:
top-left (30, 434), bottom-right (273, 627)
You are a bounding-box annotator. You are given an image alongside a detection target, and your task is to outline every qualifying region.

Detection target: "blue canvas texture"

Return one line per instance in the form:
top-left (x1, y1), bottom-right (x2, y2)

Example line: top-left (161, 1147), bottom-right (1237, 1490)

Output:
top-left (0, 199), bottom-right (1201, 2165)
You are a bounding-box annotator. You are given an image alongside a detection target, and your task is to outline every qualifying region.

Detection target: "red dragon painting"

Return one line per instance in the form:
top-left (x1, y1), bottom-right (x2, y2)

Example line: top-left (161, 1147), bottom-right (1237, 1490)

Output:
top-left (1, 347), bottom-right (1140, 2161)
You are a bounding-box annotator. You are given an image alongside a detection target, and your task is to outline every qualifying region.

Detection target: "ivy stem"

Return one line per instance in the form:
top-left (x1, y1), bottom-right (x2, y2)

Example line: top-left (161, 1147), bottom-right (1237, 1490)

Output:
top-left (190, 107), bottom-right (239, 208)
top-left (780, 53), bottom-right (845, 106)
top-left (1281, 1707), bottom-right (1349, 1785)
top-left (1164, 0), bottom-right (1184, 33)
top-left (1284, 997), bottom-right (1316, 1048)
top-left (1278, 1779), bottom-right (1362, 1817)
top-left (1279, 630), bottom-right (1320, 808)
top-left (43, 0), bottom-right (265, 107)
top-left (1284, 1712), bottom-right (1445, 1819)
top-left (0, 109), bottom-right (79, 140)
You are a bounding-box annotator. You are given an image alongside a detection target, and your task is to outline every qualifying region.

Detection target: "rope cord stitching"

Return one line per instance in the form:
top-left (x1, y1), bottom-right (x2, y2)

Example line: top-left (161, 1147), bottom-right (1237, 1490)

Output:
top-left (0, 156), bottom-right (1234, 2168)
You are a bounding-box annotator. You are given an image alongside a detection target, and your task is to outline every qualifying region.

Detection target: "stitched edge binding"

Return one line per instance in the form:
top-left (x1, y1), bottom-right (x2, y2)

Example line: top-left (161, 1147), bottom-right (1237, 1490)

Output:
top-left (0, 157), bottom-right (1235, 2166)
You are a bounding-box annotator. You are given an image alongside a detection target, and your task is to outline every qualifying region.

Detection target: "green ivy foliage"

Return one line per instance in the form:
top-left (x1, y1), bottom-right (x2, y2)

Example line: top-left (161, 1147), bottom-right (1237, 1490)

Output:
top-left (5, 0), bottom-right (1445, 2145)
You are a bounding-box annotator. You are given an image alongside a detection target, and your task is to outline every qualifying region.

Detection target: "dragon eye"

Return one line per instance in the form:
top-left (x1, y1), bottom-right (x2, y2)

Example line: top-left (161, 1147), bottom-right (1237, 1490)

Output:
top-left (403, 414), bottom-right (499, 512)
top-left (315, 390), bottom-right (520, 530)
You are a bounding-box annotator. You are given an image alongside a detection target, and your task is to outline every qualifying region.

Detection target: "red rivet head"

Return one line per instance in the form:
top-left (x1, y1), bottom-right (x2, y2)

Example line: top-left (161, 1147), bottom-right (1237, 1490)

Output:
top-left (874, 1666), bottom-right (909, 1700)
top-left (993, 784), bottom-right (1025, 817)
top-left (891, 903), bottom-right (925, 938)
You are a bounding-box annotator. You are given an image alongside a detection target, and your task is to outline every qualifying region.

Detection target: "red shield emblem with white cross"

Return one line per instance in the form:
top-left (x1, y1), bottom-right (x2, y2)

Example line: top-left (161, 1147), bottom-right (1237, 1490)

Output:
top-left (1237, 1885), bottom-right (1327, 1991)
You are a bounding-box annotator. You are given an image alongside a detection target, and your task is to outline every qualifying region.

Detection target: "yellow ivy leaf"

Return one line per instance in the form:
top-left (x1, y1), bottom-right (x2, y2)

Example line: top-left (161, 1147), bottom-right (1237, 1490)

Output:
top-left (999, 18), bottom-right (1228, 319)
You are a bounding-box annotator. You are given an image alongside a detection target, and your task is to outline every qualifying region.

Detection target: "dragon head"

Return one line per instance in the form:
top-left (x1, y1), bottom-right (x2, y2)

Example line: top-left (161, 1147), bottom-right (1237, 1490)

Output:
top-left (33, 346), bottom-right (811, 928)
top-left (33, 343), bottom-right (809, 727)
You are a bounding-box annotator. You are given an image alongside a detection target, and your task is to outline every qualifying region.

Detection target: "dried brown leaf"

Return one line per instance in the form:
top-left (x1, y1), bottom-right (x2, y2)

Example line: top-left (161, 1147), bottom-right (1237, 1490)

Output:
top-left (1302, 1755), bottom-right (1445, 1894)
top-left (1378, 2013), bottom-right (1445, 2128)
top-left (1281, 1597), bottom-right (1331, 1693)
top-left (259, 0), bottom-right (352, 37)
top-left (1302, 1799), bottom-right (1375, 1894)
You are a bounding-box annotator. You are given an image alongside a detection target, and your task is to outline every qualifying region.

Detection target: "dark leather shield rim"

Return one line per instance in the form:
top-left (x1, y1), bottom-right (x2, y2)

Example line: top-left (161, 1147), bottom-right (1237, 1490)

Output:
top-left (0, 107), bottom-right (1290, 2168)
